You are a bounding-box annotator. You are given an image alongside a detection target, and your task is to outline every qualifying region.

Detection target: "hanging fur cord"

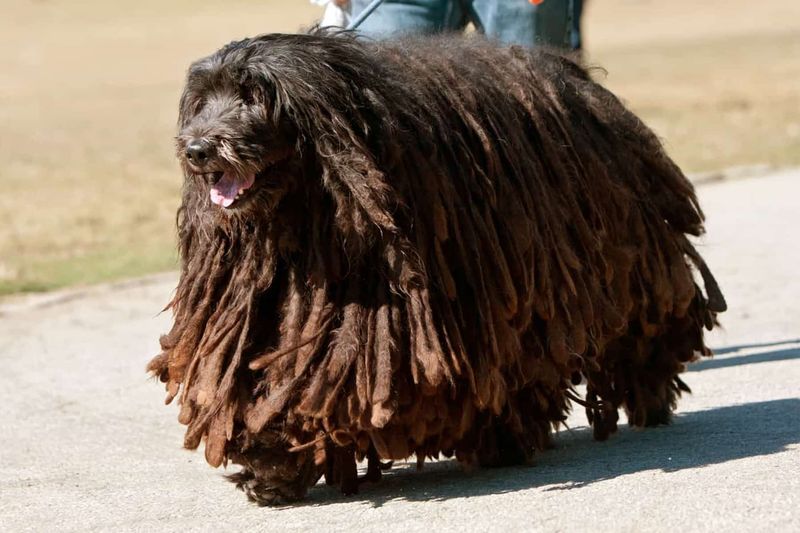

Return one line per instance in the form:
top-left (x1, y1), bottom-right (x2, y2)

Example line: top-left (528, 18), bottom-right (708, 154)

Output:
top-left (248, 313), bottom-right (336, 370)
top-left (566, 390), bottom-right (612, 411)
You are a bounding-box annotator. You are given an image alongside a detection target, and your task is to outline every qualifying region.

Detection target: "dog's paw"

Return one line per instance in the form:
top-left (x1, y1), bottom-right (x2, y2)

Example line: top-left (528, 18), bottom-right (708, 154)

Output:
top-left (228, 470), bottom-right (306, 506)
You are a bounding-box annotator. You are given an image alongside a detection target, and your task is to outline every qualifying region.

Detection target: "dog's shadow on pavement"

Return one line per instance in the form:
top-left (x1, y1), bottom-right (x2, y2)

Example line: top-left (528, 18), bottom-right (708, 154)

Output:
top-left (294, 343), bottom-right (800, 508)
top-left (689, 340), bottom-right (800, 372)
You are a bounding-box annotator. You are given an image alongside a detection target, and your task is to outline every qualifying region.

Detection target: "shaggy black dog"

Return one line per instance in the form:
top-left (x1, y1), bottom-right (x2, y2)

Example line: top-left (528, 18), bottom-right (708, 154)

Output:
top-left (148, 31), bottom-right (726, 505)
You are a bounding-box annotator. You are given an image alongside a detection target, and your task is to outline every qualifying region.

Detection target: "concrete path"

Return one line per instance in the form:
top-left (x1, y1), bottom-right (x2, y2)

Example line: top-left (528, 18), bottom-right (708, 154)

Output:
top-left (1, 170), bottom-right (798, 532)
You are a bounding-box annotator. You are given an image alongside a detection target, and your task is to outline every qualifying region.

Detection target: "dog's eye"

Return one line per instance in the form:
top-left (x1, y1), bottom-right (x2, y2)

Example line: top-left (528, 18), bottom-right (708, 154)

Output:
top-left (240, 90), bottom-right (258, 106)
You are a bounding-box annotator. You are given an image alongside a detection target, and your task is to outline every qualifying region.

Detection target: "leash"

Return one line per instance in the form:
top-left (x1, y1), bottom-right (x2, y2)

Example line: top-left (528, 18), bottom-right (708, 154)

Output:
top-left (346, 0), bottom-right (388, 30)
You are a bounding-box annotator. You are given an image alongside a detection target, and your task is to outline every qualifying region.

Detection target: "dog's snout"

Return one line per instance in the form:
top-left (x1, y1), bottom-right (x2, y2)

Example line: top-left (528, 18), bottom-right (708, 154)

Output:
top-left (185, 140), bottom-right (214, 166)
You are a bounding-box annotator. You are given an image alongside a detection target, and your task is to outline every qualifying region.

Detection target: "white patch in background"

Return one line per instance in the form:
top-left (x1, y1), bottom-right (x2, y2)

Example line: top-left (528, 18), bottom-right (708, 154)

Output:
top-left (311, 0), bottom-right (352, 28)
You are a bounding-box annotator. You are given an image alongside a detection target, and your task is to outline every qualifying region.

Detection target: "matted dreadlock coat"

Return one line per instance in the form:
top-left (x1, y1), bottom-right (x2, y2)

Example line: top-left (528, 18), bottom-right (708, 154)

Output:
top-left (148, 31), bottom-right (726, 505)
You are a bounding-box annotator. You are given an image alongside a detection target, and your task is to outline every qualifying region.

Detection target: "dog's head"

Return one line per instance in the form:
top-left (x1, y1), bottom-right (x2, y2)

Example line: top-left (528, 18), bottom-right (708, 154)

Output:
top-left (177, 34), bottom-right (400, 225)
top-left (176, 32), bottom-right (418, 263)
top-left (176, 38), bottom-right (303, 214)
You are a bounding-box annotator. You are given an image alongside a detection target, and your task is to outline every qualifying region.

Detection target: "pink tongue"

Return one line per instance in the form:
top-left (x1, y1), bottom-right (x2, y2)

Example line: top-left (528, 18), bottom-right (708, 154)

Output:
top-left (210, 172), bottom-right (255, 208)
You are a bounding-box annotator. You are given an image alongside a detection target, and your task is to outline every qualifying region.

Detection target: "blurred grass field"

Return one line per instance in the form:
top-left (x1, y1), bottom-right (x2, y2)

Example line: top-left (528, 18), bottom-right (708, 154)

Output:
top-left (1, 0), bottom-right (799, 296)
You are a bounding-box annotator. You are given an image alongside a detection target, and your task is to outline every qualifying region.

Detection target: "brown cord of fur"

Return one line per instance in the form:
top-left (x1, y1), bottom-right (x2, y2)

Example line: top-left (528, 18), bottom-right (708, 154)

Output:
top-left (148, 31), bottom-right (725, 503)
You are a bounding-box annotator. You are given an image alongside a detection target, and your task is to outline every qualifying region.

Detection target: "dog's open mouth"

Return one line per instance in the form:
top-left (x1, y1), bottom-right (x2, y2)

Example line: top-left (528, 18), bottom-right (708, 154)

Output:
top-left (208, 171), bottom-right (256, 208)
top-left (193, 147), bottom-right (295, 209)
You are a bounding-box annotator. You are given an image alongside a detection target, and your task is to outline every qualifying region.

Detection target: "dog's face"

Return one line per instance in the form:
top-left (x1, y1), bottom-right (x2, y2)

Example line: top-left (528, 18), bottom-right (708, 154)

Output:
top-left (176, 51), bottom-right (298, 214)
top-left (174, 34), bottom-right (399, 252)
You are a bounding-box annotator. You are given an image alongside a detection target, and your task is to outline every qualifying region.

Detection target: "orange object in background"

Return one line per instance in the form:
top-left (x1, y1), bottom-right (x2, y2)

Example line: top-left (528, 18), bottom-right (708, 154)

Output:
top-left (530, 0), bottom-right (545, 4)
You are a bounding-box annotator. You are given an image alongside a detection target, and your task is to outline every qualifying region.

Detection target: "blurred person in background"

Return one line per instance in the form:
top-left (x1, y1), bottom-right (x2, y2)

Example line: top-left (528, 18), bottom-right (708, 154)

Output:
top-left (313, 0), bottom-right (583, 51)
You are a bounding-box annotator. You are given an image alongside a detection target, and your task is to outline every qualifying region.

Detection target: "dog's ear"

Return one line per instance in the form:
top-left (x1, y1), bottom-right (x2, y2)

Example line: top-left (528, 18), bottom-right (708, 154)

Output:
top-left (244, 49), bottom-right (400, 250)
top-left (314, 135), bottom-right (398, 249)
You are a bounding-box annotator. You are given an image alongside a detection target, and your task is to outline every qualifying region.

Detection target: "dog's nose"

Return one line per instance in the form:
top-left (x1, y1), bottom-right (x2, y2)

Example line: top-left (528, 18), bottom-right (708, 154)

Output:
top-left (185, 140), bottom-right (214, 165)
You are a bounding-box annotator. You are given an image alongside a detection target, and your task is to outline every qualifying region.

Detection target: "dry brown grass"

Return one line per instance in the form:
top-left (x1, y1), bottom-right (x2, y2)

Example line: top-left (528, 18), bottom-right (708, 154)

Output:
top-left (0, 1), bottom-right (321, 294)
top-left (585, 0), bottom-right (800, 171)
top-left (2, 0), bottom-right (798, 295)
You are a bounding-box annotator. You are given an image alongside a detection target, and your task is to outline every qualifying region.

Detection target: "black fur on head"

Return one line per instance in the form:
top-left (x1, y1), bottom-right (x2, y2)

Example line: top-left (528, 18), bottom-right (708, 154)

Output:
top-left (175, 32), bottom-right (404, 250)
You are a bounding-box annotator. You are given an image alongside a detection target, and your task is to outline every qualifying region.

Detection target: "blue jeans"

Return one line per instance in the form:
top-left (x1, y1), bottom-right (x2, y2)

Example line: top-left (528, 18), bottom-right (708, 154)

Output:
top-left (350, 0), bottom-right (576, 49)
top-left (570, 0), bottom-right (583, 50)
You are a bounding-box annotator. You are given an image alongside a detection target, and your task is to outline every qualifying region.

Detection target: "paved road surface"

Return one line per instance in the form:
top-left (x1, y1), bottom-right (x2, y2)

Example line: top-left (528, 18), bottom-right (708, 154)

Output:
top-left (1, 170), bottom-right (798, 532)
